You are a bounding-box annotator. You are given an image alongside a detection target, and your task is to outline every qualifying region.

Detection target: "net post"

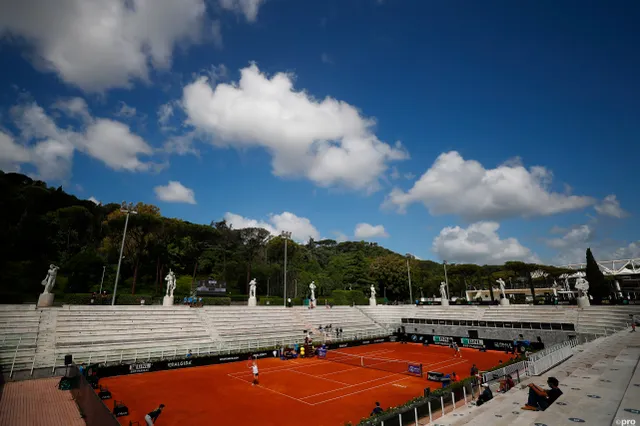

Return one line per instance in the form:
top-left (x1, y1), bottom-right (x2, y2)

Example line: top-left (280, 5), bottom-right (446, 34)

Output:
top-left (398, 413), bottom-right (402, 424)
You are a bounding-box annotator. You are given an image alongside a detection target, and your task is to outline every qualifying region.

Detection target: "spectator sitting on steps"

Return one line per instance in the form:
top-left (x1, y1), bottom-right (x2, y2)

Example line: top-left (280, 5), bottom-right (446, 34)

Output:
top-left (499, 374), bottom-right (514, 393)
top-left (476, 383), bottom-right (493, 406)
top-left (522, 377), bottom-right (562, 411)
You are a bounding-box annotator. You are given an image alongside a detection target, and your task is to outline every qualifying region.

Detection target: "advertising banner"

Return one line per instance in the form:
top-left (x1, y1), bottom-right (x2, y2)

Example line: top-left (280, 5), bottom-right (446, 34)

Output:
top-left (195, 279), bottom-right (227, 296)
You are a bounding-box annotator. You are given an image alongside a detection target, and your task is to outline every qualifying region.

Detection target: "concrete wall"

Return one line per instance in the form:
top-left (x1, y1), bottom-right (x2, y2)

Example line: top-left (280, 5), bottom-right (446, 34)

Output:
top-left (406, 324), bottom-right (575, 346)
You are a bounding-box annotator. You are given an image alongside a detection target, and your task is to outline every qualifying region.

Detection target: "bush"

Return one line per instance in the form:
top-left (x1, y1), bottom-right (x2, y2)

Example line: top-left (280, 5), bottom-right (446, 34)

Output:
top-left (64, 293), bottom-right (93, 305)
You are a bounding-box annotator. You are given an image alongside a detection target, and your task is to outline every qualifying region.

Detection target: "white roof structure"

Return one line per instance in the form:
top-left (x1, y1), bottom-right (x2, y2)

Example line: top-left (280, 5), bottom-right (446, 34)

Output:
top-left (560, 258), bottom-right (640, 276)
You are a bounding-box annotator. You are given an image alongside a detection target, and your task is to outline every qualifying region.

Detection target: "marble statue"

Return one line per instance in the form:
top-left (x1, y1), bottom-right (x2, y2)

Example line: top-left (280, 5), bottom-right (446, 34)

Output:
top-left (41, 264), bottom-right (59, 294)
top-left (249, 279), bottom-right (257, 298)
top-left (439, 282), bottom-right (448, 300)
top-left (575, 277), bottom-right (590, 298)
top-left (496, 278), bottom-right (506, 298)
top-left (309, 281), bottom-right (316, 301)
top-left (370, 284), bottom-right (376, 298)
top-left (165, 270), bottom-right (176, 297)
top-left (369, 284), bottom-right (377, 306)
top-left (564, 277), bottom-right (572, 294)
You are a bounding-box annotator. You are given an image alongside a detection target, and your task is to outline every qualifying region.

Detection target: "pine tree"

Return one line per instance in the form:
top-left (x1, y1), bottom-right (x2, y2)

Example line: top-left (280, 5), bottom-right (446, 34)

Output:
top-left (585, 248), bottom-right (608, 300)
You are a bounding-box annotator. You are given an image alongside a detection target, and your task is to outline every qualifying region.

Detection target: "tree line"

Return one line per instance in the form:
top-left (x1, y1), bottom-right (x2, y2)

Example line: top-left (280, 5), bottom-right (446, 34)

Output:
top-left (0, 171), bottom-right (612, 302)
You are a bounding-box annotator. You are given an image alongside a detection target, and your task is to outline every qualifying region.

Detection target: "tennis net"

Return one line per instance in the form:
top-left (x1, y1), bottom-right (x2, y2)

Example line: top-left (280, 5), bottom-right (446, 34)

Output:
top-left (322, 350), bottom-right (423, 377)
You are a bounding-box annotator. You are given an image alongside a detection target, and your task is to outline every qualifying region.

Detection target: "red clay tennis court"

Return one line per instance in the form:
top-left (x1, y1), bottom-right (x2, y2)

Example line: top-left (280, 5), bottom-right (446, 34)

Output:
top-left (100, 343), bottom-right (506, 426)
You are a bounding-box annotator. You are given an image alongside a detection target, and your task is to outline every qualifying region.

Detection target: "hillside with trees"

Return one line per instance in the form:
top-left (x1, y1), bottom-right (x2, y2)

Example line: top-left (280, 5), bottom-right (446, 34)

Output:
top-left (1, 171), bottom-right (611, 304)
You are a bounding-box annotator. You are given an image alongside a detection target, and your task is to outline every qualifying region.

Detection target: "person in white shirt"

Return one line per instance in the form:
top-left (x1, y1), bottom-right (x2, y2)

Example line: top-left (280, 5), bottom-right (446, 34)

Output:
top-left (251, 360), bottom-right (259, 386)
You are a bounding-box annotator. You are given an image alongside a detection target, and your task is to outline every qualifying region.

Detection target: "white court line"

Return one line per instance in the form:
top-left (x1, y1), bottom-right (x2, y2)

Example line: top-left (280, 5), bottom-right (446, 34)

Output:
top-left (228, 359), bottom-right (327, 376)
top-left (300, 372), bottom-right (400, 399)
top-left (310, 376), bottom-right (412, 406)
top-left (288, 368), bottom-right (350, 385)
top-left (226, 373), bottom-right (314, 406)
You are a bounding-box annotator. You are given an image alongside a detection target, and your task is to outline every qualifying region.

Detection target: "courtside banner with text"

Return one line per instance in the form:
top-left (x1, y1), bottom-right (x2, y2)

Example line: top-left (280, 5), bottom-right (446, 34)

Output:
top-left (407, 334), bottom-right (526, 351)
top-left (94, 336), bottom-right (395, 378)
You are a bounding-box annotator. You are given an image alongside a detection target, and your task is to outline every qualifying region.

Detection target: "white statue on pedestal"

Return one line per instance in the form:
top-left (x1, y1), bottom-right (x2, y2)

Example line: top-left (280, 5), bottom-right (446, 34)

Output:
top-left (309, 281), bottom-right (316, 301)
top-left (439, 282), bottom-right (448, 299)
top-left (496, 278), bottom-right (506, 298)
top-left (575, 277), bottom-right (590, 298)
top-left (41, 264), bottom-right (59, 294)
top-left (575, 276), bottom-right (590, 307)
top-left (564, 277), bottom-right (572, 296)
top-left (249, 279), bottom-right (257, 298)
top-left (165, 270), bottom-right (176, 297)
top-left (369, 284), bottom-right (377, 306)
top-left (38, 264), bottom-right (59, 307)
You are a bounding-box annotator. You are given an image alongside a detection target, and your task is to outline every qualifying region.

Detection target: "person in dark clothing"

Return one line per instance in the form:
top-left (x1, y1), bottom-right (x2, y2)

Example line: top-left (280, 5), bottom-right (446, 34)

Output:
top-left (371, 402), bottom-right (383, 416)
top-left (145, 404), bottom-right (164, 425)
top-left (470, 364), bottom-right (479, 385)
top-left (476, 383), bottom-right (493, 406)
top-left (522, 377), bottom-right (562, 411)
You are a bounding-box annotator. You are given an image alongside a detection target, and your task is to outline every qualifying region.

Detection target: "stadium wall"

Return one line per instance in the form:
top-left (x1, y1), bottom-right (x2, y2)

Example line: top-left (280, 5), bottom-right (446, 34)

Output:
top-left (406, 324), bottom-right (573, 346)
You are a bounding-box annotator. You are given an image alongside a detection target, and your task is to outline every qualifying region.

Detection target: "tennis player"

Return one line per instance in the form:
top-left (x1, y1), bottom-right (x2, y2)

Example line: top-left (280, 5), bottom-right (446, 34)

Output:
top-left (452, 342), bottom-right (461, 358)
top-left (251, 358), bottom-right (259, 386)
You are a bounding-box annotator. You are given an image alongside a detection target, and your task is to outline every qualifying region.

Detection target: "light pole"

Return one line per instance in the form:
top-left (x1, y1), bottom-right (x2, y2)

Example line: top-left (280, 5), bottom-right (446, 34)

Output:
top-left (99, 265), bottom-right (106, 294)
top-left (406, 253), bottom-right (413, 303)
top-left (281, 231), bottom-right (291, 306)
top-left (112, 202), bottom-right (137, 306)
top-left (443, 260), bottom-right (450, 301)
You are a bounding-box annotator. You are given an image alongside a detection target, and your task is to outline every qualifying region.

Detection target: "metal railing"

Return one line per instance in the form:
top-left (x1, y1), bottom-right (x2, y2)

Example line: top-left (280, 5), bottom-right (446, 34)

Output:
top-left (526, 338), bottom-right (578, 362)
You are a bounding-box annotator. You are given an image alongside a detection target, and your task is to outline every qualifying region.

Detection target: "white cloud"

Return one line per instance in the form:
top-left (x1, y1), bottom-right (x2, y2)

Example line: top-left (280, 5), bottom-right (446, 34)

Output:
top-left (386, 151), bottom-right (594, 221)
top-left (88, 196), bottom-right (100, 205)
top-left (354, 223), bottom-right (389, 239)
top-left (6, 99), bottom-right (153, 180)
top-left (52, 97), bottom-right (91, 122)
top-left (154, 181), bottom-right (196, 204)
top-left (219, 0), bottom-right (266, 22)
top-left (224, 211), bottom-right (320, 243)
top-left (546, 224), bottom-right (593, 249)
top-left (432, 221), bottom-right (539, 265)
top-left (0, 0), bottom-right (209, 92)
top-left (181, 64), bottom-right (408, 191)
top-left (611, 242), bottom-right (640, 260)
top-left (594, 195), bottom-right (628, 218)
top-left (332, 231), bottom-right (349, 243)
top-left (115, 102), bottom-right (137, 118)
top-left (0, 130), bottom-right (31, 172)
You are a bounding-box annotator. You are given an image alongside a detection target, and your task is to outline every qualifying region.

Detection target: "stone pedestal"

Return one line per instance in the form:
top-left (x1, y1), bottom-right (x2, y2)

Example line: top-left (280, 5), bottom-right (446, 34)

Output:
top-left (577, 296), bottom-right (590, 308)
top-left (369, 297), bottom-right (377, 307)
top-left (499, 298), bottom-right (510, 306)
top-left (441, 299), bottom-right (449, 306)
top-left (37, 293), bottom-right (54, 307)
top-left (163, 295), bottom-right (174, 306)
top-left (248, 296), bottom-right (257, 307)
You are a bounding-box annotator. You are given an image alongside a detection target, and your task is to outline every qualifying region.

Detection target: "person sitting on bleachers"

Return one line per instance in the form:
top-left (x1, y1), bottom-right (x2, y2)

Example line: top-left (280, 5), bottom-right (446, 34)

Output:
top-left (498, 374), bottom-right (514, 393)
top-left (522, 377), bottom-right (562, 411)
top-left (476, 383), bottom-right (493, 406)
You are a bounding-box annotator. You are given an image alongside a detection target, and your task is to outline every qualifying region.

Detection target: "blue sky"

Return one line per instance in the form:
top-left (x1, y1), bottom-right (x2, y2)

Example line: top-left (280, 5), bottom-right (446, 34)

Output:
top-left (0, 0), bottom-right (638, 265)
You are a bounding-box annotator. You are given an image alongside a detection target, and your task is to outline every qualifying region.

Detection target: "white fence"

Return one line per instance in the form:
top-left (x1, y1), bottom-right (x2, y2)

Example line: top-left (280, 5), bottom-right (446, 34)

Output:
top-left (527, 338), bottom-right (578, 362)
top-left (526, 343), bottom-right (576, 375)
top-left (481, 360), bottom-right (528, 384)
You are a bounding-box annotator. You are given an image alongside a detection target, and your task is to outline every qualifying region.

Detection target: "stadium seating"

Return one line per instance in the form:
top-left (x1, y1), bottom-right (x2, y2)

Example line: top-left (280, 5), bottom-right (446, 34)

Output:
top-left (53, 306), bottom-right (215, 366)
top-left (431, 327), bottom-right (640, 425)
top-left (200, 306), bottom-right (307, 349)
top-left (0, 305), bottom-right (39, 373)
top-left (296, 306), bottom-right (386, 340)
